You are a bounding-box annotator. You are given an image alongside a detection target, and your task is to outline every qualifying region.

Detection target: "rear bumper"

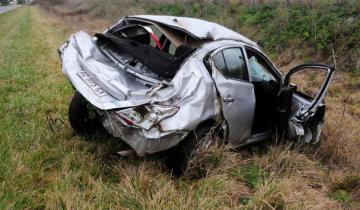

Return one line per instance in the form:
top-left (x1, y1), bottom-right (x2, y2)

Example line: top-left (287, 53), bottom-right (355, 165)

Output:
top-left (101, 111), bottom-right (189, 156)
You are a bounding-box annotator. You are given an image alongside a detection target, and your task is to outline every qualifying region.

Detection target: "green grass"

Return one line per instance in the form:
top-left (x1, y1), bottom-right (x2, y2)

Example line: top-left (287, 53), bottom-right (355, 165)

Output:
top-left (231, 163), bottom-right (267, 189)
top-left (0, 6), bottom-right (108, 209)
top-left (0, 7), bottom-right (249, 209)
top-left (1, 4), bottom-right (359, 209)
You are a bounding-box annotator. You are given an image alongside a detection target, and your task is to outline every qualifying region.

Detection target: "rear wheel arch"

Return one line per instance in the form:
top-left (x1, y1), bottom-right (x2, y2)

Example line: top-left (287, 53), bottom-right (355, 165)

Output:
top-left (165, 119), bottom-right (217, 177)
top-left (68, 91), bottom-right (103, 135)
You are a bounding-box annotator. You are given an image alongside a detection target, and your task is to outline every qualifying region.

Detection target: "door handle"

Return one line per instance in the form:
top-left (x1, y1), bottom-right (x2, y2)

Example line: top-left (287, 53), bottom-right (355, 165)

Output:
top-left (223, 96), bottom-right (235, 103)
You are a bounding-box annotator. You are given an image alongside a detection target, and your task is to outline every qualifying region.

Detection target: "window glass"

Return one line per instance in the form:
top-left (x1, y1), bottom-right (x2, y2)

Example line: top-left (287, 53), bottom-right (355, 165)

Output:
top-left (222, 48), bottom-right (248, 81)
top-left (168, 42), bottom-right (177, 55)
top-left (246, 50), bottom-right (277, 82)
top-left (148, 25), bottom-right (162, 48)
top-left (213, 52), bottom-right (226, 72)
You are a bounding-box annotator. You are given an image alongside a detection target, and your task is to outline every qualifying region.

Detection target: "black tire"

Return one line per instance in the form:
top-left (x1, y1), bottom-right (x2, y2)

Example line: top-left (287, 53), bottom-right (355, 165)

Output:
top-left (166, 126), bottom-right (211, 177)
top-left (68, 91), bottom-right (103, 135)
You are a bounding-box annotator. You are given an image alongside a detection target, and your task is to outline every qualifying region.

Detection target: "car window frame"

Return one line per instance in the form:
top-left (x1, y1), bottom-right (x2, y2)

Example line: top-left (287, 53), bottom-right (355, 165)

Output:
top-left (210, 45), bottom-right (251, 83)
top-left (244, 45), bottom-right (283, 86)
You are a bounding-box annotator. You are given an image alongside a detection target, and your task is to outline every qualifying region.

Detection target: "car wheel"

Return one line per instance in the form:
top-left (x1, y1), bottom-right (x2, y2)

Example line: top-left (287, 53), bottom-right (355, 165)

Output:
top-left (166, 125), bottom-right (212, 177)
top-left (68, 91), bottom-right (103, 135)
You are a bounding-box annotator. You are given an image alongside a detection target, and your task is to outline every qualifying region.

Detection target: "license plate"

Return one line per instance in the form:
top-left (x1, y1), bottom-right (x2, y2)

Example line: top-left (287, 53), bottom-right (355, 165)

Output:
top-left (78, 71), bottom-right (107, 97)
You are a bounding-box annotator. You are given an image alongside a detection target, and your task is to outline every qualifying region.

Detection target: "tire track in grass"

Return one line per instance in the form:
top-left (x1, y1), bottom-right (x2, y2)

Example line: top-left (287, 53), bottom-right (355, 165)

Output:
top-left (0, 6), bottom-right (109, 209)
top-left (0, 7), bottom-right (36, 209)
top-left (0, 8), bottom-right (23, 37)
top-left (0, 6), bottom-right (70, 208)
top-left (0, 8), bottom-right (32, 114)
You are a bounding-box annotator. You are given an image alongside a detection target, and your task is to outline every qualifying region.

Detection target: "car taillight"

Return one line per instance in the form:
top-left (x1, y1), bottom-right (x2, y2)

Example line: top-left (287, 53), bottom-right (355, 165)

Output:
top-left (114, 104), bottom-right (179, 130)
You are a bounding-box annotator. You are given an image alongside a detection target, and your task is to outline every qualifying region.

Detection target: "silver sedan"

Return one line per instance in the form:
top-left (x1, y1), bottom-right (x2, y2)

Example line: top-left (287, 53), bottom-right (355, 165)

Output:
top-left (59, 15), bottom-right (334, 175)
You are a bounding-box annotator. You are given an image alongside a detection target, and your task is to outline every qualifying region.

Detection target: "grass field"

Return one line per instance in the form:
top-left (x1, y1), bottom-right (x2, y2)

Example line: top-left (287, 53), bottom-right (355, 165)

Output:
top-left (0, 5), bottom-right (359, 209)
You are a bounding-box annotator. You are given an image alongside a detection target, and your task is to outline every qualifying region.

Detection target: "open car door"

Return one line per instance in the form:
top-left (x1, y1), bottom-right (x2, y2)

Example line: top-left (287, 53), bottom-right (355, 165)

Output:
top-left (280, 63), bottom-right (335, 144)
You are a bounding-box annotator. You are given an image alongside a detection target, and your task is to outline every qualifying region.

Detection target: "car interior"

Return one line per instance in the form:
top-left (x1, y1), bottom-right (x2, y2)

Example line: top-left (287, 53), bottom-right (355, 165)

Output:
top-left (95, 20), bottom-right (201, 78)
top-left (245, 48), bottom-right (281, 134)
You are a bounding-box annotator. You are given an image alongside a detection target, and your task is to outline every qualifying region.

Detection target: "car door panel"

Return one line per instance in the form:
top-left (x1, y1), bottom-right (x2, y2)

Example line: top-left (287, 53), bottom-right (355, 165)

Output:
top-left (284, 63), bottom-right (335, 143)
top-left (284, 63), bottom-right (335, 119)
top-left (210, 46), bottom-right (255, 146)
top-left (212, 68), bottom-right (255, 145)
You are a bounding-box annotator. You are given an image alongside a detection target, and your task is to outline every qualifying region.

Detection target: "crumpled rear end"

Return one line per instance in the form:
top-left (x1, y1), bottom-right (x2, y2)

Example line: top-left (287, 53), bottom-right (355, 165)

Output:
top-left (59, 31), bottom-right (222, 156)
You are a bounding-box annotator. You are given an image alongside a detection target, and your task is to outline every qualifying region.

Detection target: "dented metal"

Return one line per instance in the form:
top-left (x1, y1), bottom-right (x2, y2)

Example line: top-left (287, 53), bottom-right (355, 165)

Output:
top-left (59, 15), bottom-right (334, 156)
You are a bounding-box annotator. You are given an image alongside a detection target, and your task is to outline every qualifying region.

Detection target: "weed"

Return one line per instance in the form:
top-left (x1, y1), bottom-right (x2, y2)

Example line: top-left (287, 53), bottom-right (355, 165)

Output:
top-left (332, 190), bottom-right (351, 203)
top-left (231, 163), bottom-right (267, 189)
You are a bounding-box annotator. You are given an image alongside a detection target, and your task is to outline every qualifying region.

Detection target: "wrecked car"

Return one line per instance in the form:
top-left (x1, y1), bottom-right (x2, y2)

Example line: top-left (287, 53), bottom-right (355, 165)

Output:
top-left (59, 15), bottom-right (335, 175)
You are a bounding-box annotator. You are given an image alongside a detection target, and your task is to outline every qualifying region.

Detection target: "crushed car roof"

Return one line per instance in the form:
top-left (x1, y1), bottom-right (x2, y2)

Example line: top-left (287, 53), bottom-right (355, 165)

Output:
top-left (126, 15), bottom-right (259, 48)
